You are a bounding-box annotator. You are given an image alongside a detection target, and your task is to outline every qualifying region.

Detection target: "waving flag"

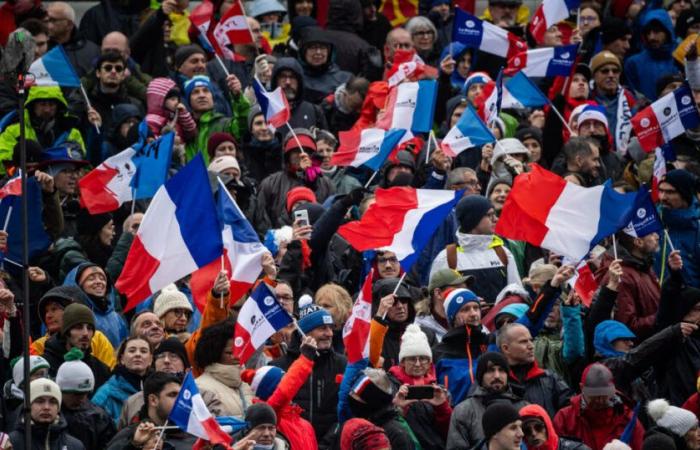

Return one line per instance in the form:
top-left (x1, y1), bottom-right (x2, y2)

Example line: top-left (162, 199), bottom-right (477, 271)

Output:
top-left (331, 128), bottom-right (408, 170)
top-left (169, 372), bottom-right (232, 445)
top-left (232, 282), bottom-right (294, 364)
top-left (386, 49), bottom-right (438, 87)
top-left (189, 178), bottom-right (268, 311)
top-left (567, 260), bottom-right (598, 307)
top-left (213, 0), bottom-right (253, 45)
top-left (116, 154), bottom-right (223, 311)
top-left (631, 83), bottom-right (700, 152)
top-left (339, 187), bottom-right (463, 271)
top-left (652, 144), bottom-right (675, 201)
top-left (506, 45), bottom-right (578, 77)
top-left (252, 78), bottom-right (290, 128)
top-left (503, 72), bottom-right (549, 108)
top-left (442, 104), bottom-right (495, 157)
top-left (452, 8), bottom-right (527, 60)
top-left (28, 46), bottom-right (80, 87)
top-left (495, 164), bottom-right (637, 261)
top-left (343, 270), bottom-right (374, 363)
top-left (0, 178), bottom-right (51, 266)
top-left (477, 69), bottom-right (503, 126)
top-left (190, 1), bottom-right (235, 59)
top-left (376, 80), bottom-right (437, 133)
top-left (131, 132), bottom-right (174, 200)
top-left (530, 0), bottom-right (579, 44)
top-left (0, 170), bottom-right (22, 200)
top-left (623, 187), bottom-right (662, 238)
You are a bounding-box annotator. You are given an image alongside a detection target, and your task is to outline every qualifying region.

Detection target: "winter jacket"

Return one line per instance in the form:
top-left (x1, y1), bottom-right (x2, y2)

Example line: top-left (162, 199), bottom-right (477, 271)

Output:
top-left (553, 394), bottom-right (644, 450)
top-left (91, 368), bottom-right (143, 426)
top-left (240, 137), bottom-right (284, 185)
top-left (62, 400), bottom-right (117, 450)
top-left (429, 232), bottom-right (522, 303)
top-left (447, 385), bottom-right (528, 450)
top-left (624, 10), bottom-right (680, 101)
top-left (0, 86), bottom-right (85, 172)
top-left (51, 29), bottom-right (101, 78)
top-left (535, 304), bottom-right (586, 385)
top-left (322, 167), bottom-right (362, 195)
top-left (129, 7), bottom-right (177, 78)
top-left (520, 404), bottom-right (591, 450)
top-left (145, 77), bottom-right (197, 142)
top-left (32, 330), bottom-right (116, 369)
top-left (337, 405), bottom-right (418, 450)
top-left (117, 391), bottom-right (143, 429)
top-left (298, 29), bottom-right (352, 104)
top-left (509, 362), bottom-right (573, 419)
top-left (324, 0), bottom-right (379, 77)
top-left (270, 58), bottom-right (329, 130)
top-left (41, 334), bottom-right (111, 391)
top-left (195, 363), bottom-right (253, 417)
top-left (414, 314), bottom-right (449, 343)
top-left (270, 332), bottom-right (347, 442)
top-left (79, 0), bottom-right (150, 45)
top-left (9, 415), bottom-right (85, 450)
top-left (656, 203), bottom-right (700, 288)
top-left (107, 421), bottom-right (197, 450)
top-left (264, 355), bottom-right (317, 450)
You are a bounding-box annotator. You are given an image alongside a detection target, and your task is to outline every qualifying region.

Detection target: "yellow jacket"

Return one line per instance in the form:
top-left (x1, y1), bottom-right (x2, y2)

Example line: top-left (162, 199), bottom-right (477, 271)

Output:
top-left (31, 330), bottom-right (116, 369)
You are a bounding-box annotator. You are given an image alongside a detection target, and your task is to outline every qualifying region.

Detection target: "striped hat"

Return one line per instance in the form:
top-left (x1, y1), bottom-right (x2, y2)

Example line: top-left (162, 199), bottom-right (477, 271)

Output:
top-left (463, 72), bottom-right (492, 93)
top-left (577, 105), bottom-right (609, 131)
top-left (250, 366), bottom-right (285, 400)
top-left (443, 288), bottom-right (479, 326)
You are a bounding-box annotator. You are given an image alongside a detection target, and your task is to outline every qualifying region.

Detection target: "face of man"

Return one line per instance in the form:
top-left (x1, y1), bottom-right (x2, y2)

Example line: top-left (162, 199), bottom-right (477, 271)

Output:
top-left (543, 25), bottom-right (562, 46)
top-left (96, 60), bottom-right (126, 89)
top-left (274, 283), bottom-right (294, 313)
top-left (179, 53), bottom-right (207, 78)
top-left (304, 43), bottom-right (330, 67)
top-left (387, 165), bottom-right (413, 183)
top-left (636, 232), bottom-right (660, 255)
top-left (53, 167), bottom-right (79, 195)
top-left (569, 73), bottom-right (589, 100)
top-left (455, 302), bottom-right (481, 327)
top-left (577, 144), bottom-right (601, 178)
top-left (450, 104), bottom-right (467, 128)
top-left (62, 392), bottom-right (87, 410)
top-left (578, 119), bottom-right (607, 138)
top-left (384, 28), bottom-right (413, 63)
top-left (32, 100), bottom-right (57, 122)
top-left (644, 23), bottom-right (668, 49)
top-left (31, 396), bottom-right (59, 424)
top-left (490, 420), bottom-right (524, 450)
top-left (44, 301), bottom-right (65, 334)
top-left (605, 35), bottom-right (631, 61)
top-left (150, 382), bottom-right (180, 422)
top-left (583, 394), bottom-right (612, 410)
top-left (247, 17), bottom-right (263, 45)
top-left (316, 140), bottom-right (334, 170)
top-left (684, 302), bottom-right (700, 323)
top-left (155, 351), bottom-right (186, 373)
top-left (450, 171), bottom-right (481, 194)
top-left (481, 361), bottom-right (508, 393)
top-left (308, 324), bottom-right (333, 350)
top-left (67, 323), bottom-right (94, 351)
top-left (593, 64), bottom-right (621, 96)
top-left (658, 181), bottom-right (689, 209)
top-left (471, 208), bottom-right (497, 235)
top-left (523, 419), bottom-right (548, 448)
top-left (46, 5), bottom-right (73, 43)
top-left (544, 303), bottom-right (561, 329)
top-left (387, 297), bottom-right (410, 323)
top-left (101, 33), bottom-right (130, 59)
top-left (501, 325), bottom-right (535, 365)
top-left (467, 83), bottom-right (484, 103)
top-left (79, 266), bottom-right (107, 297)
top-left (33, 32), bottom-right (49, 59)
top-left (134, 312), bottom-right (165, 346)
top-left (376, 251), bottom-right (400, 278)
top-left (250, 114), bottom-right (273, 142)
top-left (251, 424), bottom-right (277, 446)
top-left (276, 70), bottom-right (299, 101)
top-left (612, 338), bottom-right (634, 353)
top-left (189, 86), bottom-right (214, 113)
top-left (488, 2), bottom-right (519, 27)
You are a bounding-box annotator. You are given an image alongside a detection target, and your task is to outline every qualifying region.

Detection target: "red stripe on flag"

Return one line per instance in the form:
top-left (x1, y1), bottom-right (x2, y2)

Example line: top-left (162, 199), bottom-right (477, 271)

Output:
top-left (78, 166), bottom-right (121, 214)
top-left (331, 129), bottom-right (362, 166)
top-left (116, 236), bottom-right (162, 311)
top-left (574, 263), bottom-right (598, 307)
top-left (232, 322), bottom-right (256, 363)
top-left (631, 107), bottom-right (663, 152)
top-left (200, 416), bottom-right (233, 445)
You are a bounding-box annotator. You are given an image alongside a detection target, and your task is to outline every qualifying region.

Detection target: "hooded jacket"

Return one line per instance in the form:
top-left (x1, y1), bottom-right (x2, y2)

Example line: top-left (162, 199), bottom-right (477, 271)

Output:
top-left (41, 334), bottom-right (111, 392)
top-left (271, 58), bottom-right (328, 131)
top-left (298, 28), bottom-right (352, 105)
top-left (656, 202), bottom-right (700, 288)
top-left (79, 0), bottom-right (149, 45)
top-left (624, 10), bottom-right (680, 101)
top-left (9, 414), bottom-right (85, 450)
top-left (324, 0), bottom-right (378, 77)
top-left (520, 404), bottom-right (590, 450)
top-left (51, 28), bottom-right (101, 78)
top-left (91, 366), bottom-right (145, 426)
top-left (62, 399), bottom-right (117, 450)
top-left (145, 77), bottom-right (197, 142)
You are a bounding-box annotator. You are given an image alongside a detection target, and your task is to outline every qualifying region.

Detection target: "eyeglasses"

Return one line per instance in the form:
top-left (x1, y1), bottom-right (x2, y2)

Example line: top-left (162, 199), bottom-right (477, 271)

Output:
top-left (169, 308), bottom-right (191, 318)
top-left (46, 16), bottom-right (69, 24)
top-left (404, 356), bottom-right (431, 364)
top-left (377, 256), bottom-right (399, 264)
top-left (155, 351), bottom-right (181, 361)
top-left (277, 294), bottom-right (294, 303)
top-left (307, 43), bottom-right (328, 52)
top-left (101, 64), bottom-right (125, 73)
top-left (599, 67), bottom-right (620, 75)
top-left (412, 30), bottom-right (434, 38)
top-left (523, 422), bottom-right (546, 435)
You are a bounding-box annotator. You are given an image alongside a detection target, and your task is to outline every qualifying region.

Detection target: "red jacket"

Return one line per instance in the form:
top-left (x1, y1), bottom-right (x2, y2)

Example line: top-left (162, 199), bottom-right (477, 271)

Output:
top-left (553, 394), bottom-right (644, 450)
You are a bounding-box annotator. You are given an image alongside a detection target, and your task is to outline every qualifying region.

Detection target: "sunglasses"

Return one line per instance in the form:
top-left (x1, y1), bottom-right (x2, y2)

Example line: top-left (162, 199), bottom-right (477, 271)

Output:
top-left (101, 64), bottom-right (125, 73)
top-left (523, 422), bottom-right (546, 435)
top-left (599, 67), bottom-right (620, 75)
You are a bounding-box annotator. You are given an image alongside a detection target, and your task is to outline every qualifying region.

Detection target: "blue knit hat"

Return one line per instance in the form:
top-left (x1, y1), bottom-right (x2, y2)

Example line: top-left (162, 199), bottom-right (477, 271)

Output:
top-left (184, 75), bottom-right (212, 105)
top-left (250, 366), bottom-right (285, 400)
top-left (297, 296), bottom-right (333, 334)
top-left (443, 288), bottom-right (479, 326)
top-left (455, 195), bottom-right (493, 233)
top-left (495, 303), bottom-right (529, 323)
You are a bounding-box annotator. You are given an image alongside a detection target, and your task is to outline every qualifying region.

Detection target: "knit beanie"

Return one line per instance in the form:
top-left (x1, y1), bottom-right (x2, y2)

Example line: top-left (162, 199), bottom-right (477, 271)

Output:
top-left (476, 352), bottom-right (509, 384)
top-left (494, 303), bottom-right (529, 324)
top-left (76, 208), bottom-right (112, 236)
top-left (600, 17), bottom-right (632, 45)
top-left (245, 402), bottom-right (277, 428)
top-left (297, 296), bottom-right (333, 334)
top-left (184, 75), bottom-right (212, 104)
top-left (581, 363), bottom-right (616, 397)
top-left (38, 285), bottom-right (82, 322)
top-left (153, 337), bottom-right (190, 368)
top-left (463, 71), bottom-right (492, 94)
top-left (350, 368), bottom-right (395, 407)
top-left (515, 127), bottom-right (542, 148)
top-left (663, 169), bottom-right (697, 206)
top-left (642, 433), bottom-right (678, 450)
top-left (604, 440), bottom-right (633, 450)
top-left (577, 105), bottom-right (609, 131)
top-left (208, 155), bottom-right (241, 176)
top-left (443, 288), bottom-right (479, 326)
top-left (340, 418), bottom-right (391, 450)
top-left (286, 186), bottom-right (317, 213)
top-left (590, 51), bottom-right (621, 74)
top-left (482, 402), bottom-right (521, 442)
top-left (30, 378), bottom-right (62, 406)
top-left (153, 284), bottom-right (192, 318)
top-left (455, 195), bottom-right (493, 233)
top-left (61, 303), bottom-right (95, 336)
top-left (56, 348), bottom-right (94, 393)
top-left (283, 128), bottom-right (316, 153)
top-left (398, 324), bottom-right (432, 362)
top-left (372, 277), bottom-right (412, 303)
top-left (679, 286), bottom-right (700, 320)
top-left (174, 44), bottom-right (205, 69)
top-left (648, 399), bottom-right (699, 437)
top-left (207, 132), bottom-right (237, 158)
top-left (248, 104), bottom-right (263, 130)
top-left (246, 366), bottom-right (285, 400)
top-left (11, 355), bottom-right (49, 386)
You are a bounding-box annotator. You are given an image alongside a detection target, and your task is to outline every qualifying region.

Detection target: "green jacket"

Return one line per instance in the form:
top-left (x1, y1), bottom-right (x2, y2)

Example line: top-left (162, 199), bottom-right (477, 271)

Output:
top-left (0, 86), bottom-right (85, 173)
top-left (186, 94), bottom-right (250, 165)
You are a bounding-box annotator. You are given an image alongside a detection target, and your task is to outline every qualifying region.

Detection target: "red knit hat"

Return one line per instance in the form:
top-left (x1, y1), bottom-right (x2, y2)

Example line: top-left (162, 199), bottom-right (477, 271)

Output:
top-left (340, 418), bottom-right (391, 450)
top-left (206, 132), bottom-right (238, 158)
top-left (286, 187), bottom-right (317, 213)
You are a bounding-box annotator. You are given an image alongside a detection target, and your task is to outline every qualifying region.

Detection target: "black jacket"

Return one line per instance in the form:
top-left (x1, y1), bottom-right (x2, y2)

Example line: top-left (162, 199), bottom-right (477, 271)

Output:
top-left (240, 137), bottom-right (284, 185)
top-left (106, 421), bottom-right (196, 450)
top-left (79, 0), bottom-right (150, 45)
top-left (270, 58), bottom-right (328, 130)
top-left (62, 400), bottom-right (117, 450)
top-left (41, 335), bottom-right (111, 391)
top-left (50, 29), bottom-right (101, 78)
top-left (509, 363), bottom-right (573, 418)
top-left (270, 332), bottom-right (347, 442)
top-left (9, 415), bottom-right (85, 450)
top-left (129, 8), bottom-right (177, 78)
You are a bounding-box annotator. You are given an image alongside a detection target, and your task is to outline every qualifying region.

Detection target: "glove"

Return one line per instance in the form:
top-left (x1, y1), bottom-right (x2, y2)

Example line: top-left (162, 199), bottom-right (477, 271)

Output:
top-left (300, 341), bottom-right (317, 360)
top-left (341, 187), bottom-right (366, 208)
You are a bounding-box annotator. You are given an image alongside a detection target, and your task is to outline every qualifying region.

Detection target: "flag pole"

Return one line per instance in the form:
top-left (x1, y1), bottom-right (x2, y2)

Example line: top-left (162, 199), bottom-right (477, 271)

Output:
top-left (664, 229), bottom-right (676, 252)
top-left (426, 130), bottom-right (438, 165)
top-left (3, 206), bottom-right (12, 232)
top-left (381, 272), bottom-right (407, 320)
top-left (214, 54), bottom-right (231, 77)
top-left (576, 7), bottom-right (581, 29)
top-left (153, 419), bottom-right (169, 449)
top-left (220, 255), bottom-right (226, 309)
top-left (79, 83), bottom-right (101, 134)
top-left (363, 170), bottom-right (378, 189)
top-left (612, 234), bottom-right (618, 260)
top-left (284, 122), bottom-right (307, 155)
top-left (547, 99), bottom-right (574, 134)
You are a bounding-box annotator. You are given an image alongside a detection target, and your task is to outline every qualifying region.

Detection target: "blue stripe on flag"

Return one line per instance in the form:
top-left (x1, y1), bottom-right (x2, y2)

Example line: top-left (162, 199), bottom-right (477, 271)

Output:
top-left (252, 79), bottom-right (271, 119)
top-left (457, 105), bottom-right (496, 146)
top-left (131, 132), bottom-right (173, 200)
top-left (506, 72), bottom-right (549, 107)
top-left (674, 84), bottom-right (700, 130)
top-left (364, 129), bottom-right (407, 171)
top-left (411, 80), bottom-right (437, 133)
top-left (589, 181), bottom-right (637, 250)
top-left (43, 46), bottom-right (81, 87)
top-left (216, 179), bottom-right (260, 244)
top-left (252, 283), bottom-right (294, 330)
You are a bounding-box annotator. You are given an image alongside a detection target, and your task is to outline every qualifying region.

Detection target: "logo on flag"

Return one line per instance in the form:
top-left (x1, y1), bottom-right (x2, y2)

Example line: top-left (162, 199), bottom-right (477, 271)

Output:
top-left (622, 188), bottom-right (662, 238)
top-left (331, 128), bottom-right (408, 171)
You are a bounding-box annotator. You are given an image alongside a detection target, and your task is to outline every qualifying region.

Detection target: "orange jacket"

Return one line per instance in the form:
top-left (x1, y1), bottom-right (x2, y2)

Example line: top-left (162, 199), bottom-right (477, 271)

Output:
top-left (186, 289), bottom-right (230, 376)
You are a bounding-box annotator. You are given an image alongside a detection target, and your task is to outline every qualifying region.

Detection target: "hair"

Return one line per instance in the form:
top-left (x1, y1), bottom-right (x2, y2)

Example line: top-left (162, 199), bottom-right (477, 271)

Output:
top-left (359, 194), bottom-right (376, 216)
top-left (194, 318), bottom-right (236, 368)
top-left (405, 16), bottom-right (438, 39)
top-left (315, 283), bottom-right (353, 324)
top-left (143, 371), bottom-right (180, 406)
top-left (579, 2), bottom-right (602, 19)
top-left (129, 310), bottom-right (161, 337)
top-left (563, 137), bottom-right (595, 164)
top-left (19, 18), bottom-right (48, 36)
top-left (346, 76), bottom-right (370, 97)
top-left (385, 26), bottom-right (410, 49)
top-left (615, 230), bottom-right (639, 253)
top-left (116, 336), bottom-right (152, 363)
top-left (96, 50), bottom-right (126, 69)
top-left (312, 127), bottom-right (338, 149)
top-left (495, 323), bottom-right (527, 350)
top-left (446, 167), bottom-right (476, 189)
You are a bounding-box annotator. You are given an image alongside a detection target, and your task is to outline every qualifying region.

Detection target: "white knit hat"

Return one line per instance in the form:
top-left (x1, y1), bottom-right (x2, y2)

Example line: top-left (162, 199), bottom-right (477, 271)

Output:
top-left (153, 284), bottom-right (193, 318)
top-left (30, 378), bottom-right (62, 406)
top-left (208, 155), bottom-right (240, 176)
top-left (648, 398), bottom-right (698, 437)
top-left (56, 348), bottom-right (95, 393)
top-left (12, 355), bottom-right (49, 386)
top-left (398, 324), bottom-right (432, 362)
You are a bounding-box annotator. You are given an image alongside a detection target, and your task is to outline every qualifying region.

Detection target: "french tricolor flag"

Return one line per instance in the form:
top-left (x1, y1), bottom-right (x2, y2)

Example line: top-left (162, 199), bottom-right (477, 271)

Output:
top-left (375, 80), bottom-right (437, 134)
top-left (0, 170), bottom-right (22, 200)
top-left (213, 0), bottom-right (253, 45)
top-left (529, 0), bottom-right (579, 44)
top-left (169, 372), bottom-right (232, 446)
top-left (506, 44), bottom-right (578, 78)
top-left (452, 8), bottom-right (527, 61)
top-left (116, 154), bottom-right (223, 311)
top-left (502, 72), bottom-right (550, 108)
top-left (28, 46), bottom-right (80, 87)
top-left (495, 164), bottom-right (637, 262)
top-left (652, 144), bottom-right (675, 202)
top-left (232, 282), bottom-right (294, 364)
top-left (567, 260), bottom-right (598, 307)
top-left (338, 187), bottom-right (463, 271)
top-left (331, 128), bottom-right (408, 171)
top-left (386, 49), bottom-right (438, 87)
top-left (477, 69), bottom-right (503, 126)
top-left (252, 77), bottom-right (290, 128)
top-left (343, 270), bottom-right (373, 363)
top-left (631, 83), bottom-right (700, 152)
top-left (442, 104), bottom-right (495, 157)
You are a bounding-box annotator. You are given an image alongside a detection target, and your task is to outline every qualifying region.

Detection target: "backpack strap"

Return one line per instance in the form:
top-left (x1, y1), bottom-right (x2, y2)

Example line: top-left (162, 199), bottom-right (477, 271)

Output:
top-left (446, 244), bottom-right (458, 270)
top-left (493, 245), bottom-right (508, 267)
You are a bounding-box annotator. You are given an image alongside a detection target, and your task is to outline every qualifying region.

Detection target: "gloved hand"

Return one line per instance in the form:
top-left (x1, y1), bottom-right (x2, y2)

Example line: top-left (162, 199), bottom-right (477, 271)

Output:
top-left (300, 335), bottom-right (319, 360)
top-left (341, 187), bottom-right (366, 208)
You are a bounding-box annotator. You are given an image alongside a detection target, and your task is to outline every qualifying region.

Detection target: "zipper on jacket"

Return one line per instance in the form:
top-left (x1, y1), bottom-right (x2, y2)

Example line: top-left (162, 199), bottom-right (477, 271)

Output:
top-left (309, 372), bottom-right (314, 423)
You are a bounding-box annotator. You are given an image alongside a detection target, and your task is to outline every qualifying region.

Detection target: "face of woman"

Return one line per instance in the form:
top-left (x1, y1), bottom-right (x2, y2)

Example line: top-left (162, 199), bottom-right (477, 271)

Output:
top-left (295, 0), bottom-right (313, 16)
top-left (685, 426), bottom-right (700, 450)
top-left (412, 28), bottom-right (435, 51)
top-left (316, 140), bottom-right (335, 170)
top-left (579, 7), bottom-right (601, 36)
top-left (100, 220), bottom-right (115, 246)
top-left (121, 339), bottom-right (152, 375)
top-left (316, 296), bottom-right (344, 329)
top-left (401, 356), bottom-right (431, 377)
top-left (456, 52), bottom-right (471, 78)
top-left (490, 183), bottom-right (511, 212)
top-left (220, 338), bottom-right (240, 365)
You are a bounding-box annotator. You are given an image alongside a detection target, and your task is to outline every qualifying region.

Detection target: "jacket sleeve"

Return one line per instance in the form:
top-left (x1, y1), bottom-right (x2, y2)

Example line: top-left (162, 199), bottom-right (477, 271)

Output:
top-left (518, 281), bottom-right (561, 337)
top-left (656, 269), bottom-right (685, 329)
top-left (41, 189), bottom-right (64, 240)
top-left (421, 170), bottom-right (447, 189)
top-left (369, 317), bottom-right (389, 368)
top-left (228, 94), bottom-right (251, 140)
top-left (129, 8), bottom-right (167, 64)
top-left (337, 358), bottom-right (369, 425)
top-left (177, 109), bottom-right (198, 141)
top-left (446, 406), bottom-right (473, 450)
top-left (266, 355), bottom-right (314, 412)
top-left (186, 289), bottom-right (231, 376)
top-left (433, 401), bottom-right (453, 439)
top-left (277, 240), bottom-right (303, 295)
top-left (561, 304), bottom-right (585, 363)
top-left (613, 276), bottom-right (656, 337)
top-left (622, 324), bottom-right (683, 373)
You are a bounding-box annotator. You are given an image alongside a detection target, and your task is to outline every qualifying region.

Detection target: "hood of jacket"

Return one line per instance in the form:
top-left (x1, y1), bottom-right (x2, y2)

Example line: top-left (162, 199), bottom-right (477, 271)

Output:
top-left (640, 9), bottom-right (675, 57)
top-left (146, 77), bottom-right (178, 117)
top-left (327, 0), bottom-right (362, 33)
top-left (456, 231), bottom-right (498, 251)
top-left (203, 362), bottom-right (243, 389)
top-left (298, 27), bottom-right (337, 74)
top-left (26, 85), bottom-right (68, 110)
top-left (271, 57), bottom-right (305, 105)
top-left (62, 262), bottom-right (116, 314)
top-left (594, 320), bottom-right (636, 358)
top-left (660, 203), bottom-right (700, 230)
top-left (520, 404), bottom-right (559, 450)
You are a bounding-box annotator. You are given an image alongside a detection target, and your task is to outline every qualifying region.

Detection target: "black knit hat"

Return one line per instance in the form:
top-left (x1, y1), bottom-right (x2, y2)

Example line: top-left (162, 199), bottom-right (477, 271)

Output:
top-left (600, 17), bottom-right (632, 45)
top-left (38, 286), bottom-right (83, 323)
top-left (482, 402), bottom-right (521, 442)
top-left (476, 352), bottom-right (509, 385)
top-left (173, 44), bottom-right (205, 69)
top-left (663, 169), bottom-right (698, 206)
top-left (245, 403), bottom-right (277, 428)
top-left (455, 195), bottom-right (493, 233)
top-left (153, 337), bottom-right (190, 368)
top-left (76, 208), bottom-right (112, 236)
top-left (515, 127), bottom-right (542, 148)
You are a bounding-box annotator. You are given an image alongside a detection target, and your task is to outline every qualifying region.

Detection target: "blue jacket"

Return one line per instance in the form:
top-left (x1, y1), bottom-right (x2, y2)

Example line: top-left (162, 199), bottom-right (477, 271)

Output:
top-left (656, 203), bottom-right (700, 288)
top-left (63, 264), bottom-right (128, 347)
top-left (594, 320), bottom-right (637, 358)
top-left (92, 374), bottom-right (140, 426)
top-left (623, 9), bottom-right (680, 101)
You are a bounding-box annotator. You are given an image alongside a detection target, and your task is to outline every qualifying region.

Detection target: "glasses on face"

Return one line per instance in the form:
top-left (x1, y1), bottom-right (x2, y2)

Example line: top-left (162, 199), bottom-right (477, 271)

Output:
top-left (155, 351), bottom-right (180, 361)
top-left (404, 356), bottom-right (430, 364)
top-left (523, 422), bottom-right (546, 435)
top-left (101, 64), bottom-right (125, 73)
top-left (277, 294), bottom-right (294, 303)
top-left (599, 67), bottom-right (620, 75)
top-left (169, 308), bottom-right (191, 318)
top-left (412, 30), bottom-right (434, 38)
top-left (377, 256), bottom-right (399, 265)
top-left (307, 43), bottom-right (328, 52)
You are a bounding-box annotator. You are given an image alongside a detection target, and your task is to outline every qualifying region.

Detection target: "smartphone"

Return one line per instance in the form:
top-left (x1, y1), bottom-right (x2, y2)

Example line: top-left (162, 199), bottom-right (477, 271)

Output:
top-left (405, 385), bottom-right (434, 400)
top-left (294, 209), bottom-right (310, 227)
